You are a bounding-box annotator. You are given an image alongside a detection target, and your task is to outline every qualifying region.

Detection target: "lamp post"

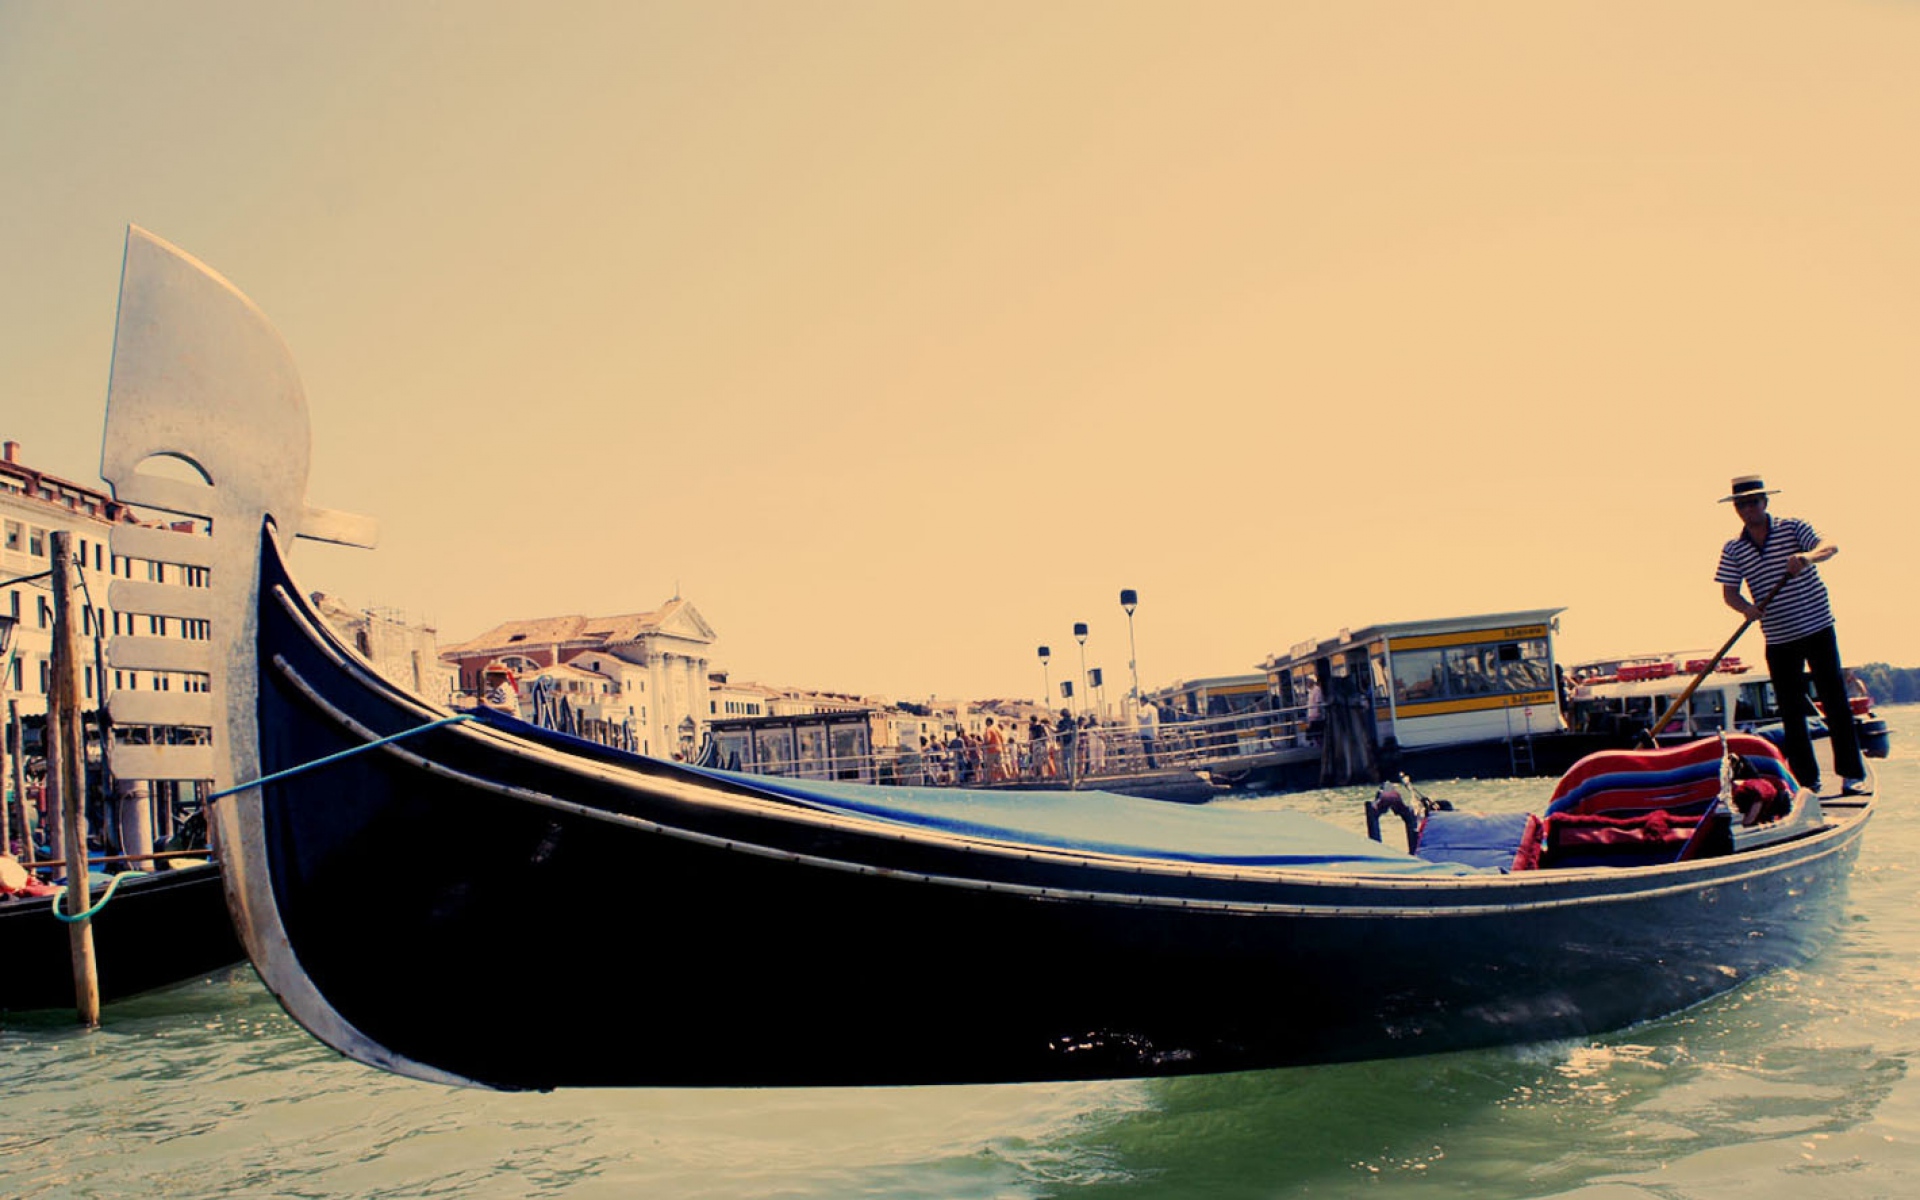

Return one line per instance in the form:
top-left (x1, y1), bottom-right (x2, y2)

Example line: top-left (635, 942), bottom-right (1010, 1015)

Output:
top-left (1119, 588), bottom-right (1140, 711)
top-left (1036, 645), bottom-right (1051, 708)
top-left (1072, 622), bottom-right (1089, 718)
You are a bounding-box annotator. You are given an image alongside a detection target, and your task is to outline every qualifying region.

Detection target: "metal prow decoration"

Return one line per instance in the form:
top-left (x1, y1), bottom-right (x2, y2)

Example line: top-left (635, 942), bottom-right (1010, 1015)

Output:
top-left (97, 226), bottom-right (462, 1083)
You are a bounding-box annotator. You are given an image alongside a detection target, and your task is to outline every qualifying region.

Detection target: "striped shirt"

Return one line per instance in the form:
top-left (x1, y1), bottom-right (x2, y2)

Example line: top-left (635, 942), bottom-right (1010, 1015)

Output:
top-left (1714, 516), bottom-right (1834, 644)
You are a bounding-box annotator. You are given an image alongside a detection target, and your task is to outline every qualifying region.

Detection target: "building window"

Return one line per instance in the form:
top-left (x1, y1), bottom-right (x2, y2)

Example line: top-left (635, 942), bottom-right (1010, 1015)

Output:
top-left (3, 520), bottom-right (20, 552)
top-left (29, 526), bottom-right (46, 556)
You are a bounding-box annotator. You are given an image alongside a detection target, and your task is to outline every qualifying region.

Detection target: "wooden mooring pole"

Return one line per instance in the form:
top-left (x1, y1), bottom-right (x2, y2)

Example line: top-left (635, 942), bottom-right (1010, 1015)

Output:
top-left (7, 701), bottom-right (29, 869)
top-left (48, 530), bottom-right (100, 1026)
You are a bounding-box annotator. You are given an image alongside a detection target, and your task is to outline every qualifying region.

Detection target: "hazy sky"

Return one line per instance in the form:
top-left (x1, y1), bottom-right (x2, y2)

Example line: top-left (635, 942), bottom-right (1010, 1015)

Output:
top-left (3, 1), bottom-right (1915, 702)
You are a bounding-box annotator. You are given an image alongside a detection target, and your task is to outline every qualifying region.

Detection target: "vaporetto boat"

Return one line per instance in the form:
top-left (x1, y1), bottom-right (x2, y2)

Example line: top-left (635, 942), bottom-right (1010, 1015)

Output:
top-left (95, 227), bottom-right (1874, 1090)
top-left (1567, 651), bottom-right (1893, 759)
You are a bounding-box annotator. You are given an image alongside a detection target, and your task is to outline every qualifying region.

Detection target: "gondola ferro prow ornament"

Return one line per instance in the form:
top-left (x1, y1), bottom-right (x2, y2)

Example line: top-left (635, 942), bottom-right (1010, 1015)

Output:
top-left (94, 226), bottom-right (436, 1081)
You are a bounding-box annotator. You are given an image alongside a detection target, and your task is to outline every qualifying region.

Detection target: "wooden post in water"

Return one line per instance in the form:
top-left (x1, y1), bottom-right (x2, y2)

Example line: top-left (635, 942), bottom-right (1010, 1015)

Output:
top-left (0, 615), bottom-right (17, 860)
top-left (8, 701), bottom-right (31, 869)
top-left (48, 530), bottom-right (101, 1026)
top-left (43, 698), bottom-right (66, 867)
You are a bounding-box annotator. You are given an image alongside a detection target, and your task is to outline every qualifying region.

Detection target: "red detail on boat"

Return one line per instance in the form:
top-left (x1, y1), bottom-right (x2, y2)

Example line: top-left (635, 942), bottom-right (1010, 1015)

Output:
top-left (1547, 734), bottom-right (1787, 814)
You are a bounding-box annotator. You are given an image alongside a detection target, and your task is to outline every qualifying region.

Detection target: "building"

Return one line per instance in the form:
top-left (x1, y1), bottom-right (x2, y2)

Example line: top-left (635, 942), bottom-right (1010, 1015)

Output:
top-left (310, 592), bottom-right (458, 706)
top-left (1, 439), bottom-right (139, 719)
top-left (441, 598), bottom-right (717, 760)
top-left (709, 669), bottom-right (778, 720)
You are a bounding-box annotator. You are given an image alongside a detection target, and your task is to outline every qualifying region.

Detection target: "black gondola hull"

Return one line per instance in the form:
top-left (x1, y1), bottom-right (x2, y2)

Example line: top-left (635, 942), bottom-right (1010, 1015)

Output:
top-left (246, 532), bottom-right (1867, 1089)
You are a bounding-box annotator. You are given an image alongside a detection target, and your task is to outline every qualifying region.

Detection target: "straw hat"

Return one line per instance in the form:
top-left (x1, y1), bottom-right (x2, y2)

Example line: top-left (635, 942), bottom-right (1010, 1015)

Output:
top-left (1719, 475), bottom-right (1780, 504)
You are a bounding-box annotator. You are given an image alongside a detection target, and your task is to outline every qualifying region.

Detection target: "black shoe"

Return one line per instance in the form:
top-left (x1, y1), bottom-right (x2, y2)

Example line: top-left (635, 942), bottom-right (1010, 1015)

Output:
top-left (1840, 777), bottom-right (1871, 797)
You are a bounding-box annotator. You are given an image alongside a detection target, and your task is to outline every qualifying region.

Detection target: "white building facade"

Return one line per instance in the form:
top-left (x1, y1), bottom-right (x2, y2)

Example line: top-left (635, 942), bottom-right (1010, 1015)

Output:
top-left (442, 598), bottom-right (718, 760)
top-left (1, 440), bottom-right (133, 718)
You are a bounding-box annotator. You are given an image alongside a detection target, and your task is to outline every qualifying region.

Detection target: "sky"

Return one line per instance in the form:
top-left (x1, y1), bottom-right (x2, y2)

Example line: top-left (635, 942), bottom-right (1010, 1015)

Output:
top-left (3, 1), bottom-right (1916, 703)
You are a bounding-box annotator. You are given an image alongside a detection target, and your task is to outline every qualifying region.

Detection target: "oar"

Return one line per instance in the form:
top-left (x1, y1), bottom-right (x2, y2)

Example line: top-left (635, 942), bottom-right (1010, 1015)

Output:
top-left (1643, 571), bottom-right (1794, 746)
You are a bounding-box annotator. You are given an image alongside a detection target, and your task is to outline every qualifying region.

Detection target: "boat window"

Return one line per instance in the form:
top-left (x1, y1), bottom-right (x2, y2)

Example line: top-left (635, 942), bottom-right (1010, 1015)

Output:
top-left (1391, 637), bottom-right (1554, 704)
top-left (1392, 649), bottom-right (1446, 702)
top-left (1736, 681), bottom-right (1775, 723)
top-left (713, 730), bottom-right (750, 772)
top-left (1688, 689), bottom-right (1726, 731)
top-left (1496, 640), bottom-right (1553, 690)
top-left (796, 726), bottom-right (830, 779)
top-left (830, 725), bottom-right (867, 782)
top-left (751, 726), bottom-right (795, 774)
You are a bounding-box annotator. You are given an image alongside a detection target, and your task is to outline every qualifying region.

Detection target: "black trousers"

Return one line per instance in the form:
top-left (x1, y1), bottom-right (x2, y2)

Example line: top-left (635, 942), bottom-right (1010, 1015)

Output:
top-left (1764, 624), bottom-right (1865, 789)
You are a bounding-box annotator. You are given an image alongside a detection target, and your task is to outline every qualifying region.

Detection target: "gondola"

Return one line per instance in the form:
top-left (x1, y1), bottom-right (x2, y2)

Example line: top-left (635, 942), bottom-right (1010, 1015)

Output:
top-left (0, 861), bottom-right (242, 1013)
top-left (95, 226), bottom-right (1875, 1091)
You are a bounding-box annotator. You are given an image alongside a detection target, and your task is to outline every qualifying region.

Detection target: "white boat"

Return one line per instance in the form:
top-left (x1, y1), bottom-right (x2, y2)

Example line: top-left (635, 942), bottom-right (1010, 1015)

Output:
top-left (1567, 653), bottom-right (1891, 759)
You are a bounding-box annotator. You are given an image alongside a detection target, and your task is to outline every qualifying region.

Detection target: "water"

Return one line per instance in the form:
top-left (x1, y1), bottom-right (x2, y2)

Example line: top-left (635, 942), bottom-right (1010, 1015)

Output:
top-left (6, 709), bottom-right (1920, 1199)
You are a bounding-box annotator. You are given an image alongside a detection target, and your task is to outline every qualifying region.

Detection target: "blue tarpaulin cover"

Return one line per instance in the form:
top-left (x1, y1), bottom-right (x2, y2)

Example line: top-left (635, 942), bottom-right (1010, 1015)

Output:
top-left (1412, 810), bottom-right (1533, 871)
top-left (694, 770), bottom-right (1486, 876)
top-left (468, 707), bottom-right (1483, 876)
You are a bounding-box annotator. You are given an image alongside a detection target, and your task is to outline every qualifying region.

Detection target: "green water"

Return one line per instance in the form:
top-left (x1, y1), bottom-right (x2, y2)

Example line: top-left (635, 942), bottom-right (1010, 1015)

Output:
top-left (5, 710), bottom-right (1918, 1199)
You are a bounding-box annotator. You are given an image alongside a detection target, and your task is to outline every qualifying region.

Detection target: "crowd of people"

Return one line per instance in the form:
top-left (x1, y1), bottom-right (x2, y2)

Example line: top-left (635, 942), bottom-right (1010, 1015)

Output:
top-left (887, 696), bottom-right (1319, 787)
top-left (892, 708), bottom-right (1173, 786)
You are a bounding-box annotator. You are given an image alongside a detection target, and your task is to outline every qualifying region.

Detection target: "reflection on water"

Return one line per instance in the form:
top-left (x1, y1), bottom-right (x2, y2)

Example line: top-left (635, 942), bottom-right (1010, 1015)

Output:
top-left (3, 709), bottom-right (1918, 1198)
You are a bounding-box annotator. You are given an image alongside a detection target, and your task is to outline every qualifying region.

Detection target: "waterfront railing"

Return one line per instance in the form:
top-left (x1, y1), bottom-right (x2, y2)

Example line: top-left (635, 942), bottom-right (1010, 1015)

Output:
top-left (700, 704), bottom-right (1320, 789)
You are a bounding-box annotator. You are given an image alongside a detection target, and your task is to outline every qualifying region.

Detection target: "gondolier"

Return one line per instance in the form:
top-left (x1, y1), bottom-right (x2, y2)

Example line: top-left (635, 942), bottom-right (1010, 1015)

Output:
top-left (1713, 474), bottom-right (1867, 795)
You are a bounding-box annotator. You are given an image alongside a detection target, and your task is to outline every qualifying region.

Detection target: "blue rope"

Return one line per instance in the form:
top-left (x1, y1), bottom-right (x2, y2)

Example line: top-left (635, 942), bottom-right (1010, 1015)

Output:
top-left (52, 870), bottom-right (142, 923)
top-left (207, 713), bottom-right (476, 801)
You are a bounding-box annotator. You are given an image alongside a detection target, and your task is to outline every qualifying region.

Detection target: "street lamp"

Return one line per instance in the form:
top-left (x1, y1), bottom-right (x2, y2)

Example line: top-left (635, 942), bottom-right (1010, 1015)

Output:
top-left (1119, 588), bottom-right (1140, 709)
top-left (1037, 645), bottom-right (1051, 708)
top-left (1072, 622), bottom-right (1089, 718)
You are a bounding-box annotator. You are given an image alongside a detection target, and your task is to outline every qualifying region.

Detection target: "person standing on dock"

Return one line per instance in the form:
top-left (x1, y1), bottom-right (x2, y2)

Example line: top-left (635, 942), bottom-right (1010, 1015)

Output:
top-left (1030, 715), bottom-right (1056, 778)
top-left (1135, 698), bottom-right (1159, 769)
top-left (1055, 709), bottom-right (1078, 782)
top-left (983, 718), bottom-right (1008, 783)
top-left (1713, 475), bottom-right (1867, 796)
